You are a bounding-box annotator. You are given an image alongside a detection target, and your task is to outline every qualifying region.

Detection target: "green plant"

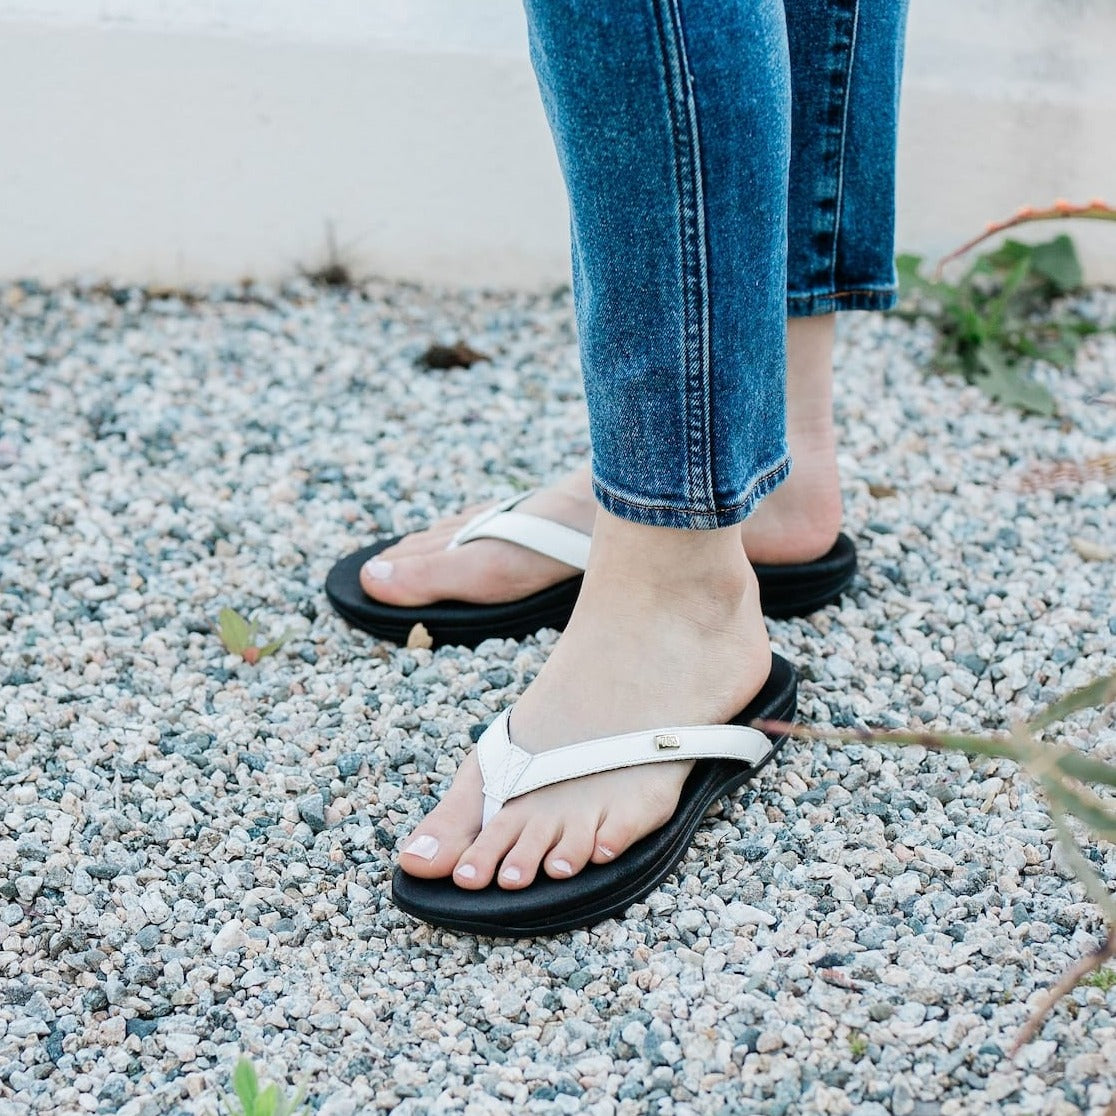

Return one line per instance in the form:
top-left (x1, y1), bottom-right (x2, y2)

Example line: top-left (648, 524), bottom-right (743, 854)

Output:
top-left (1081, 968), bottom-right (1116, 992)
top-left (896, 198), bottom-right (1116, 415)
top-left (848, 1032), bottom-right (869, 1060)
top-left (218, 608), bottom-right (291, 665)
top-left (218, 1059), bottom-right (307, 1116)
top-left (758, 669), bottom-right (1116, 1056)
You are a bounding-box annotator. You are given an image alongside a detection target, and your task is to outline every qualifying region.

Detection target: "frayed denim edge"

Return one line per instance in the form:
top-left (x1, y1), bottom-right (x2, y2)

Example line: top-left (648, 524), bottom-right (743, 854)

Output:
top-left (591, 454), bottom-right (792, 530)
top-left (787, 286), bottom-right (897, 317)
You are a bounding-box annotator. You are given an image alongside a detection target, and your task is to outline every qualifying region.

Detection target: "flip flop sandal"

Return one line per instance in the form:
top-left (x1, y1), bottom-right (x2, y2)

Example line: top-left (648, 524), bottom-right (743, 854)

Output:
top-left (391, 653), bottom-right (798, 937)
top-left (325, 493), bottom-right (855, 647)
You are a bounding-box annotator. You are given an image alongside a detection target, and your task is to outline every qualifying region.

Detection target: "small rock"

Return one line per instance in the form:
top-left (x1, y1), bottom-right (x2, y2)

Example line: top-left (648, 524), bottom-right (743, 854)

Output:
top-left (336, 754), bottom-right (364, 778)
top-left (211, 920), bottom-right (249, 955)
top-left (756, 1030), bottom-right (784, 1054)
top-left (298, 792), bottom-right (327, 833)
top-left (15, 876), bottom-right (42, 902)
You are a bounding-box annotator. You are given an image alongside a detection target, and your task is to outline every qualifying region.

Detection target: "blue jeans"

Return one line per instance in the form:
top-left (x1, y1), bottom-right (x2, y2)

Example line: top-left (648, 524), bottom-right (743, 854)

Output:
top-left (523, 0), bottom-right (909, 529)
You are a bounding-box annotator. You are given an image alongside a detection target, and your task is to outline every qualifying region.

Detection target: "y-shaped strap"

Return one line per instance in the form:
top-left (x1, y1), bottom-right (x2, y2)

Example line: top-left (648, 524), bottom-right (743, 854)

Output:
top-left (446, 491), bottom-right (591, 571)
top-left (476, 708), bottom-right (774, 827)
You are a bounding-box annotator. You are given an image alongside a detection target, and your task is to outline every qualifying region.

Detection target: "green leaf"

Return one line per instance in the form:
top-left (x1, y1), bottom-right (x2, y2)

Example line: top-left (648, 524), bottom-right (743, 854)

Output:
top-left (973, 344), bottom-right (1057, 415)
top-left (258, 630), bottom-right (293, 660)
top-left (1042, 778), bottom-right (1116, 844)
top-left (1030, 672), bottom-right (1116, 731)
top-left (256, 1083), bottom-right (279, 1116)
top-left (1029, 234), bottom-right (1083, 293)
top-left (982, 257), bottom-right (1032, 334)
top-left (895, 253), bottom-right (926, 294)
top-left (1054, 749), bottom-right (1116, 790)
top-left (277, 1088), bottom-right (308, 1116)
top-left (219, 608), bottom-right (252, 655)
top-left (1052, 815), bottom-right (1116, 926)
top-left (233, 1060), bottom-right (259, 1110)
top-left (984, 238), bottom-right (1034, 273)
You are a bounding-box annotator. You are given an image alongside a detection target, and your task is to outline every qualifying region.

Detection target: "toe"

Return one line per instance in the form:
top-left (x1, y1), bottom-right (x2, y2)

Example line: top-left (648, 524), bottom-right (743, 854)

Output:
top-left (359, 549), bottom-right (466, 606)
top-left (588, 810), bottom-right (649, 867)
top-left (451, 807), bottom-right (559, 890)
top-left (495, 821), bottom-right (565, 890)
top-left (589, 765), bottom-right (685, 865)
top-left (397, 756), bottom-right (484, 879)
top-left (543, 822), bottom-right (598, 880)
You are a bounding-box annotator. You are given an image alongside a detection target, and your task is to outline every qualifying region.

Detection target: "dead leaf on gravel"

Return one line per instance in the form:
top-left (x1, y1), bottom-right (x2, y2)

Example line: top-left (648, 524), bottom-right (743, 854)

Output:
top-left (1071, 537), bottom-right (1114, 562)
top-left (819, 968), bottom-right (863, 991)
top-left (406, 622), bottom-right (434, 650)
top-left (1019, 454), bottom-right (1116, 493)
top-left (868, 483), bottom-right (898, 499)
top-left (418, 341), bottom-right (491, 370)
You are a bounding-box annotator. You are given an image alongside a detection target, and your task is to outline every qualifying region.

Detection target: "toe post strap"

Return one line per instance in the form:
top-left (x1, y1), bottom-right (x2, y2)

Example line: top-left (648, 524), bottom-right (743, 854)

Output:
top-left (476, 708), bottom-right (775, 828)
top-left (447, 490), bottom-right (591, 571)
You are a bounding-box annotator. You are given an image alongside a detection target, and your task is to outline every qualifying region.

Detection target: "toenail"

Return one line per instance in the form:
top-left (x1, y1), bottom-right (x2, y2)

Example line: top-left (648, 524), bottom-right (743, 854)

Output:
top-left (363, 558), bottom-right (393, 581)
top-left (597, 844), bottom-right (616, 859)
top-left (551, 858), bottom-right (573, 877)
top-left (501, 865), bottom-right (522, 883)
top-left (403, 834), bottom-right (439, 860)
top-left (455, 863), bottom-right (477, 881)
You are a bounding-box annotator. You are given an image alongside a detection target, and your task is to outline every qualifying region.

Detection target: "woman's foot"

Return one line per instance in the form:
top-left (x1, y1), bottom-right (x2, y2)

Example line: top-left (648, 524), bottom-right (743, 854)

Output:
top-left (398, 510), bottom-right (773, 890)
top-left (358, 469), bottom-right (596, 607)
top-left (359, 316), bottom-right (842, 608)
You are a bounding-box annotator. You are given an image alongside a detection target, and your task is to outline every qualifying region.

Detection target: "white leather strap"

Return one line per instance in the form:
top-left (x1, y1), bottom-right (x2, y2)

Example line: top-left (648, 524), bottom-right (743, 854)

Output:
top-left (447, 491), bottom-right (591, 571)
top-left (476, 708), bottom-right (773, 827)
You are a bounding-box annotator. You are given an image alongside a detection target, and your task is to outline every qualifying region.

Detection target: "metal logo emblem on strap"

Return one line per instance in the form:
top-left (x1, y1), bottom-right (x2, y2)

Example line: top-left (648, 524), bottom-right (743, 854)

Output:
top-left (654, 733), bottom-right (681, 751)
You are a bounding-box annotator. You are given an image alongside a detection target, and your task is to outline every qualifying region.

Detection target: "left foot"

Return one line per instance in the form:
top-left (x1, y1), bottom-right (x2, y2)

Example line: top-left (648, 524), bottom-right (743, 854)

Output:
top-left (398, 510), bottom-right (772, 890)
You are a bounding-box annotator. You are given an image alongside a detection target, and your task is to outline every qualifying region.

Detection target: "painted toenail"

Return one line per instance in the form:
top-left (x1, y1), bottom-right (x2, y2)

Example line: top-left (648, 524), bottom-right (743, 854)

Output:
top-left (597, 844), bottom-right (616, 859)
top-left (403, 834), bottom-right (439, 860)
top-left (363, 559), bottom-right (393, 581)
top-left (455, 864), bottom-right (477, 880)
top-left (501, 865), bottom-right (522, 883)
top-left (551, 858), bottom-right (573, 877)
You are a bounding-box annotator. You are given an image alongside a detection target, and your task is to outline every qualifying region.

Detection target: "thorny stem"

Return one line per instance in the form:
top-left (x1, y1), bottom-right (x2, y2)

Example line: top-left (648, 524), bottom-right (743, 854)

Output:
top-left (754, 709), bottom-right (1116, 1062)
top-left (1007, 925), bottom-right (1116, 1057)
top-left (934, 199), bottom-right (1116, 279)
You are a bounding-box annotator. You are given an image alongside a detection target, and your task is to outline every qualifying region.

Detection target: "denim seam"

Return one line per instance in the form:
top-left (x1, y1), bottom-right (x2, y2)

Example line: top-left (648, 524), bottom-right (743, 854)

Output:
top-left (788, 284), bottom-right (896, 304)
top-left (593, 453), bottom-right (791, 530)
top-left (828, 0), bottom-right (861, 290)
top-left (651, 0), bottom-right (714, 514)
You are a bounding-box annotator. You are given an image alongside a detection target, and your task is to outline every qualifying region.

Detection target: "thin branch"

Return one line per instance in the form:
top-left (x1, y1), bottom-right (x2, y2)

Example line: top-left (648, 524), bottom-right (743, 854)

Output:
top-left (1008, 925), bottom-right (1116, 1057)
top-left (1050, 816), bottom-right (1116, 927)
top-left (753, 718), bottom-right (1018, 758)
top-left (934, 199), bottom-right (1116, 279)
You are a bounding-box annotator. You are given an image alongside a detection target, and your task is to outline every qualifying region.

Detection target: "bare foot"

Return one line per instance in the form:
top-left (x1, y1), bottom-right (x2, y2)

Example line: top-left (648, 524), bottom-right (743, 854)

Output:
top-left (398, 511), bottom-right (772, 890)
top-left (358, 468), bottom-right (596, 607)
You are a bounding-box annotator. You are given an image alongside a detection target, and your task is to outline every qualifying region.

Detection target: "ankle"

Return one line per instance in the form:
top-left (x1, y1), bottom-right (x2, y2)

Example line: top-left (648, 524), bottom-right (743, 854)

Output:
top-left (586, 511), bottom-right (754, 610)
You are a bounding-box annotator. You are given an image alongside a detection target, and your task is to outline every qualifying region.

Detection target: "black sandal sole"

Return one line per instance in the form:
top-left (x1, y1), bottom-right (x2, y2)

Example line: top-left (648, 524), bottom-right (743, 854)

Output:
top-left (325, 536), bottom-right (855, 648)
top-left (390, 654), bottom-right (798, 937)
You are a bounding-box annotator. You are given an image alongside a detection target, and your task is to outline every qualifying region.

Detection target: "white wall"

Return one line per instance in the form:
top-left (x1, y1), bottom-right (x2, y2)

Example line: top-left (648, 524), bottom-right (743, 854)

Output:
top-left (2, 0), bottom-right (1115, 287)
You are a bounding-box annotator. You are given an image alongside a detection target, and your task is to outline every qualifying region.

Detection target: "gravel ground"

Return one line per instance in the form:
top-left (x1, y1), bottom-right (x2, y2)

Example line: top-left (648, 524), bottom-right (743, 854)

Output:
top-left (1, 277), bottom-right (1114, 1115)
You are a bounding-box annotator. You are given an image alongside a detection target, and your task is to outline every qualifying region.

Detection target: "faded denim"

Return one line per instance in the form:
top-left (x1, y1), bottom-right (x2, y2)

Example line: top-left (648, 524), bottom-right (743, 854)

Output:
top-left (523, 0), bottom-right (909, 529)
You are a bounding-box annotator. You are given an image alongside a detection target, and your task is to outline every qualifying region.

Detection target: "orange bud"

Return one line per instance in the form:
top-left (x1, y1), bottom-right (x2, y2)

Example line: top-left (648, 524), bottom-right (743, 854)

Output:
top-left (1015, 205), bottom-right (1035, 218)
top-left (242, 646), bottom-right (261, 664)
top-left (1053, 198), bottom-right (1074, 214)
top-left (1089, 197), bottom-right (1109, 209)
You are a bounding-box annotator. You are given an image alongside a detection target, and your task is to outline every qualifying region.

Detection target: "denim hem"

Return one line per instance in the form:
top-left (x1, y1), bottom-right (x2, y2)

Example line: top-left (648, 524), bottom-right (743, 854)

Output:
top-left (592, 454), bottom-right (791, 530)
top-left (787, 286), bottom-right (897, 317)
